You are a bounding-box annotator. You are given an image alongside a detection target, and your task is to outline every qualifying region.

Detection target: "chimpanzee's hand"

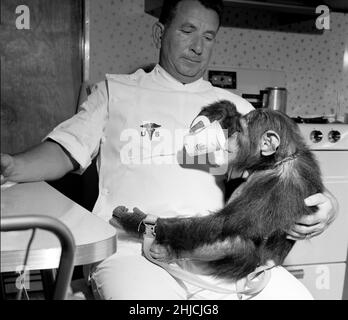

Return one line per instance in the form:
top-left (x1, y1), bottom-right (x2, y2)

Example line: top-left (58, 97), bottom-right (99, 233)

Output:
top-left (149, 242), bottom-right (177, 263)
top-left (112, 206), bottom-right (147, 234)
top-left (287, 191), bottom-right (338, 240)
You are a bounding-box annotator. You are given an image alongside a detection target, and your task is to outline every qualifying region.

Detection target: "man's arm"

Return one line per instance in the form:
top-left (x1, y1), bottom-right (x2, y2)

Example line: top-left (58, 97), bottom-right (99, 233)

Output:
top-left (1, 80), bottom-right (109, 185)
top-left (0, 141), bottom-right (77, 184)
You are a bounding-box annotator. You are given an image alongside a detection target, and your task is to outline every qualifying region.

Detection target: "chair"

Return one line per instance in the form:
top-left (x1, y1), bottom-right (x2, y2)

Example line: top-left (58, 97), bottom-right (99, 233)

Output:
top-left (1, 215), bottom-right (76, 300)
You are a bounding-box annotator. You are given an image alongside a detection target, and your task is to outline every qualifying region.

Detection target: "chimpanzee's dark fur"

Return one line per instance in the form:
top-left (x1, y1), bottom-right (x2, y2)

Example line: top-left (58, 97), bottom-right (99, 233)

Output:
top-left (114, 100), bottom-right (323, 280)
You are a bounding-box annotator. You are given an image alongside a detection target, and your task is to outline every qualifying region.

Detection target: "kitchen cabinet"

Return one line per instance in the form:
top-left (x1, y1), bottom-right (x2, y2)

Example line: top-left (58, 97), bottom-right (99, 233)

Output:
top-left (145, 0), bottom-right (348, 33)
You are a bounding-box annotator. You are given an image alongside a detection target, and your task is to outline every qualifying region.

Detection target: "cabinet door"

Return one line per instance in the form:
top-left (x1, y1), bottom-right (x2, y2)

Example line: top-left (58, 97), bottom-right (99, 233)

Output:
top-left (1, 0), bottom-right (82, 154)
top-left (285, 263), bottom-right (346, 300)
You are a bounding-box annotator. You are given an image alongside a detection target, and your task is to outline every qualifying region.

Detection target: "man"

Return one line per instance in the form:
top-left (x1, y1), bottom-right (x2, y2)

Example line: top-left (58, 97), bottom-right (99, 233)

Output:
top-left (0, 0), bottom-right (337, 299)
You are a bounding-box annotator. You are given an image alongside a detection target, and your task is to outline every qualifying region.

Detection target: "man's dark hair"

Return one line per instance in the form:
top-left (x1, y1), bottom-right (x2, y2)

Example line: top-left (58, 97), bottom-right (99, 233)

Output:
top-left (159, 0), bottom-right (224, 27)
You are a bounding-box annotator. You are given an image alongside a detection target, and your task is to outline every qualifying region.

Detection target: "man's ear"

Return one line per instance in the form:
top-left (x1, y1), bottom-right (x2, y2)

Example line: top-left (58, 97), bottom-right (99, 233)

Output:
top-left (260, 130), bottom-right (280, 156)
top-left (152, 22), bottom-right (165, 49)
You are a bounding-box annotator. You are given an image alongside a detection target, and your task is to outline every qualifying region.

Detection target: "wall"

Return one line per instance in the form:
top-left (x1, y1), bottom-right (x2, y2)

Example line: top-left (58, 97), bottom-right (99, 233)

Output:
top-left (1, 0), bottom-right (82, 154)
top-left (89, 0), bottom-right (348, 117)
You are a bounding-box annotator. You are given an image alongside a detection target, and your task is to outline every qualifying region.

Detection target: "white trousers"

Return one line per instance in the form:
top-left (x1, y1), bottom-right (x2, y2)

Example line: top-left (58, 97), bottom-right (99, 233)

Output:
top-left (88, 241), bottom-right (313, 300)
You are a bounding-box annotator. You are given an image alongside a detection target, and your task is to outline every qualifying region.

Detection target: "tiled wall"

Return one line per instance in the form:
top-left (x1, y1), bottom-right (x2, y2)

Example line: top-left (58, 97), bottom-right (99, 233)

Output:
top-left (89, 0), bottom-right (348, 117)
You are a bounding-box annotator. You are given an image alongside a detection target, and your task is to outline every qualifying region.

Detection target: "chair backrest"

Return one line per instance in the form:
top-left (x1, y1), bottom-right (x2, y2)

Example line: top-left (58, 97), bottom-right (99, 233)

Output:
top-left (1, 215), bottom-right (76, 300)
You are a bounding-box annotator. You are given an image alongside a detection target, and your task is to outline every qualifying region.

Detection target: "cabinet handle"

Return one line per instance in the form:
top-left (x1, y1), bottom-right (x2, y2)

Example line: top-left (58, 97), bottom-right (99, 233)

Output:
top-left (289, 269), bottom-right (305, 279)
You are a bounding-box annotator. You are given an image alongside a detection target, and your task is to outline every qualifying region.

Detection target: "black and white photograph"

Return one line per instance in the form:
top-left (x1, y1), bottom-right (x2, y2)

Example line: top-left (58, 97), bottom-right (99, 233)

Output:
top-left (1, 0), bottom-right (348, 308)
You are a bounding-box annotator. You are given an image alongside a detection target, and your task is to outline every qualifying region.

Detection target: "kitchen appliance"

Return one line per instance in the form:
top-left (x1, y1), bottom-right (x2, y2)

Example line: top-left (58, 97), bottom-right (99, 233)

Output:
top-left (284, 123), bottom-right (348, 300)
top-left (262, 87), bottom-right (287, 113)
top-left (292, 116), bottom-right (329, 124)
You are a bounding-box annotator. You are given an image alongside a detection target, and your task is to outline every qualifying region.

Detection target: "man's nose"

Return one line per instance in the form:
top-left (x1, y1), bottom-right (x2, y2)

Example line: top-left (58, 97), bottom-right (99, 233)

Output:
top-left (190, 36), bottom-right (203, 55)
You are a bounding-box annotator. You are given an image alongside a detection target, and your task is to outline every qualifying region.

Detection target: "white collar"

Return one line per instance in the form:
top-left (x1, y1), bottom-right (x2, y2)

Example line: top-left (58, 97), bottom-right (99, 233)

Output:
top-left (151, 64), bottom-right (211, 92)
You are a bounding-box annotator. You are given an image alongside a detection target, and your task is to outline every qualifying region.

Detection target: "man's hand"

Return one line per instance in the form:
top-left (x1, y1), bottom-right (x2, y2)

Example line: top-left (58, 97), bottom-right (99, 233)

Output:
top-left (0, 153), bottom-right (16, 184)
top-left (287, 191), bottom-right (338, 240)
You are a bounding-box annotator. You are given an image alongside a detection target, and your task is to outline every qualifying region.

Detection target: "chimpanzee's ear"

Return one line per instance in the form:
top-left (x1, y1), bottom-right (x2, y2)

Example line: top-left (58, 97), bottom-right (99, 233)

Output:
top-left (260, 130), bottom-right (280, 156)
top-left (152, 22), bottom-right (165, 49)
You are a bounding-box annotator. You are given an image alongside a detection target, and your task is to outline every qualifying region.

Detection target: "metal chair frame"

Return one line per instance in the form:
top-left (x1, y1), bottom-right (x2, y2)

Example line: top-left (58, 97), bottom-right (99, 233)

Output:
top-left (1, 215), bottom-right (76, 300)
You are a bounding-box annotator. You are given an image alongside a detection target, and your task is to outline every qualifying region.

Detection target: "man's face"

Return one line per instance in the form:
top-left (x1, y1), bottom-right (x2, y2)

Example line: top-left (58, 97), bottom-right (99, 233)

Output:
top-left (159, 0), bottom-right (220, 84)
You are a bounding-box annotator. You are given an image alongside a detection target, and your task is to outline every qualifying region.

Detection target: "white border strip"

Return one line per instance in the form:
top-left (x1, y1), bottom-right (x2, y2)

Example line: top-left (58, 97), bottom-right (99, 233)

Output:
top-left (83, 0), bottom-right (90, 81)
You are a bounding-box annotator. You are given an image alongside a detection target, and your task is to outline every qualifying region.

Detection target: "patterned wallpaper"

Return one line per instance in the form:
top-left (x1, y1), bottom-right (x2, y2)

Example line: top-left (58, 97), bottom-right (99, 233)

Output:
top-left (89, 0), bottom-right (348, 118)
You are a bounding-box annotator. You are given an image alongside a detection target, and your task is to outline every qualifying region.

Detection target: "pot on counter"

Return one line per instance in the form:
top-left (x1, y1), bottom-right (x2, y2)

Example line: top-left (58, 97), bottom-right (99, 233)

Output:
top-left (262, 87), bottom-right (287, 113)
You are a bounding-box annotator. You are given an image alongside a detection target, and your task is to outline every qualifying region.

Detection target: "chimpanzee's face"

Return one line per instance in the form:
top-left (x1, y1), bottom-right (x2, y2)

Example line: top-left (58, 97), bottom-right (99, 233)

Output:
top-left (225, 110), bottom-right (284, 172)
top-left (225, 118), bottom-right (250, 164)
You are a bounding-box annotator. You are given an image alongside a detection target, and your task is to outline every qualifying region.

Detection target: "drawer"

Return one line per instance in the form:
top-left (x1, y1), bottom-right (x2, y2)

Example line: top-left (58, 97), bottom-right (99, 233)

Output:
top-left (285, 263), bottom-right (346, 300)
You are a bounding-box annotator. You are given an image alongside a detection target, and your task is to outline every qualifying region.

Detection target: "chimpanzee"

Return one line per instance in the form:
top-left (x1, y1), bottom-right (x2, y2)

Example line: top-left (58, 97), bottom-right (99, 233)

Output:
top-left (113, 100), bottom-right (324, 281)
